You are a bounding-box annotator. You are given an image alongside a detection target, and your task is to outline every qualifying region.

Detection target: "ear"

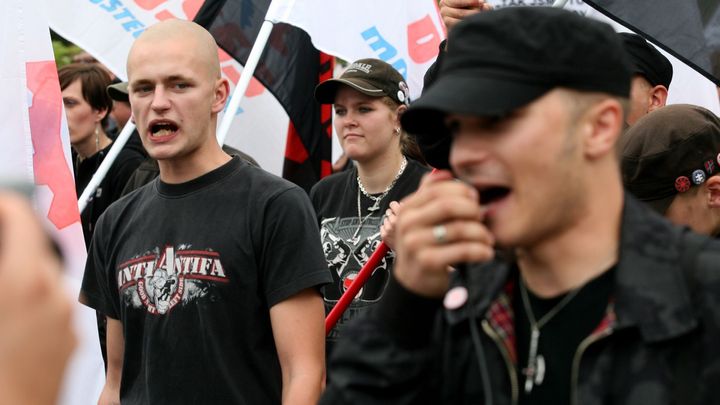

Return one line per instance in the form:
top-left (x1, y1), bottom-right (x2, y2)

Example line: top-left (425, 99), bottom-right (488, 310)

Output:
top-left (211, 78), bottom-right (230, 114)
top-left (394, 104), bottom-right (408, 126)
top-left (647, 85), bottom-right (669, 113)
top-left (706, 175), bottom-right (720, 208)
top-left (582, 98), bottom-right (624, 159)
top-left (95, 107), bottom-right (109, 123)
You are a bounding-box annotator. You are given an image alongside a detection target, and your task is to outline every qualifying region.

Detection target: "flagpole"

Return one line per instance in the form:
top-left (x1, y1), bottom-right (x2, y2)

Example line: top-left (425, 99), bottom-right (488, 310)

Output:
top-left (552, 0), bottom-right (569, 7)
top-left (326, 242), bottom-right (390, 335)
top-left (217, 0), bottom-right (293, 145)
top-left (77, 121), bottom-right (136, 213)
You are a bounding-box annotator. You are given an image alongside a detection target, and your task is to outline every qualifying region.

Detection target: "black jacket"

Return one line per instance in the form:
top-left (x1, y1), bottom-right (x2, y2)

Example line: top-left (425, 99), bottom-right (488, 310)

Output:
top-left (320, 196), bottom-right (720, 405)
top-left (75, 141), bottom-right (145, 248)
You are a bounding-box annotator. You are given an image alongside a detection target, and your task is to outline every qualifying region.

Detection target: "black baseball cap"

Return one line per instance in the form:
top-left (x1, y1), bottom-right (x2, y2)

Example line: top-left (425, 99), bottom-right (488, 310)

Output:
top-left (401, 7), bottom-right (632, 169)
top-left (107, 80), bottom-right (129, 102)
top-left (619, 32), bottom-right (673, 89)
top-left (620, 104), bottom-right (720, 214)
top-left (315, 58), bottom-right (409, 106)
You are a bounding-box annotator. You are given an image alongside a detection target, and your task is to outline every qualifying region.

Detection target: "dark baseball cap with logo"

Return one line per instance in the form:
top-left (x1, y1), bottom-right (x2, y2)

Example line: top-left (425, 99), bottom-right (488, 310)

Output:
top-left (315, 58), bottom-right (409, 106)
top-left (401, 6), bottom-right (632, 169)
top-left (619, 32), bottom-right (673, 89)
top-left (620, 104), bottom-right (720, 214)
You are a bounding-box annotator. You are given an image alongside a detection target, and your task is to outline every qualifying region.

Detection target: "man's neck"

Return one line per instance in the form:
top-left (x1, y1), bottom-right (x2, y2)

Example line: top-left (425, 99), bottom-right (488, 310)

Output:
top-left (517, 182), bottom-right (623, 298)
top-left (158, 142), bottom-right (231, 184)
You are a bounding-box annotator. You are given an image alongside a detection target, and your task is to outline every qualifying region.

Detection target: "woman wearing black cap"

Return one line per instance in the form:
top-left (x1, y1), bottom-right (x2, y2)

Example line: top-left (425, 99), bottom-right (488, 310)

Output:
top-left (310, 58), bottom-right (429, 358)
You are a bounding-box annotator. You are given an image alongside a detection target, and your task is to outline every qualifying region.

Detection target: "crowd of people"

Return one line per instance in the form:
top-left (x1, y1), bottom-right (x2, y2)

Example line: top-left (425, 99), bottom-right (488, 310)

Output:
top-left (4, 1), bottom-right (720, 404)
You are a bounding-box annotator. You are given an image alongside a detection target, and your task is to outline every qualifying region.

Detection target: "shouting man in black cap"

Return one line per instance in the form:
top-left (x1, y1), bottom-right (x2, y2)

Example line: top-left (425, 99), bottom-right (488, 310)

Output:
top-left (320, 6), bottom-right (720, 405)
top-left (620, 32), bottom-right (674, 125)
top-left (622, 104), bottom-right (720, 237)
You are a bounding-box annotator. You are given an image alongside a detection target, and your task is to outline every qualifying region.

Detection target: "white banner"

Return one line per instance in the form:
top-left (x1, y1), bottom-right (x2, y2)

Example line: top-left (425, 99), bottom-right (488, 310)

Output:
top-left (271, 0), bottom-right (447, 102)
top-left (1, 0), bottom-right (104, 403)
top-left (485, 0), bottom-right (720, 115)
top-left (41, 0), bottom-right (289, 175)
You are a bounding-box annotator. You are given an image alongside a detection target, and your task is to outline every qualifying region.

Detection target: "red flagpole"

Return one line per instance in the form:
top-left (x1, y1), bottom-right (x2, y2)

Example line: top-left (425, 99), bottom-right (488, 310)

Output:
top-left (325, 241), bottom-right (389, 335)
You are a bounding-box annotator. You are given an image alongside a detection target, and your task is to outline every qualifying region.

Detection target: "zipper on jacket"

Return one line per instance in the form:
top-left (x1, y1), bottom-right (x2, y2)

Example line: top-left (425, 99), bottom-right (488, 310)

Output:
top-left (482, 319), bottom-right (519, 405)
top-left (570, 327), bottom-right (614, 405)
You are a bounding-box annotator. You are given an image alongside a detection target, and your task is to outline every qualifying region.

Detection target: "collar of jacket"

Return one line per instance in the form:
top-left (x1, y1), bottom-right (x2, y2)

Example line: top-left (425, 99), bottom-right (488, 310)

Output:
top-left (445, 194), bottom-right (698, 343)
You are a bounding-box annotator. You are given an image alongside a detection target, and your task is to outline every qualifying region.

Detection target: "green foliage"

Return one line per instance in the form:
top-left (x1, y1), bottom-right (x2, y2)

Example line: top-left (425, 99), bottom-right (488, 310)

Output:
top-left (52, 39), bottom-right (82, 69)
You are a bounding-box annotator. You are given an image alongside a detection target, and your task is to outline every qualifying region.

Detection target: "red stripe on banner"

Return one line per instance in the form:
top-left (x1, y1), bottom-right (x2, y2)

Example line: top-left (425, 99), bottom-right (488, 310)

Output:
top-left (319, 53), bottom-right (334, 180)
top-left (321, 160), bottom-right (332, 178)
top-left (26, 61), bottom-right (81, 230)
top-left (284, 122), bottom-right (309, 164)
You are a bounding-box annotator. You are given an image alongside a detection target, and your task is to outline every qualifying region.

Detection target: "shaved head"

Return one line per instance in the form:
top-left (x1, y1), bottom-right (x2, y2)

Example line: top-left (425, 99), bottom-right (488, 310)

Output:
top-left (128, 20), bottom-right (220, 81)
top-left (124, 19), bottom-right (230, 173)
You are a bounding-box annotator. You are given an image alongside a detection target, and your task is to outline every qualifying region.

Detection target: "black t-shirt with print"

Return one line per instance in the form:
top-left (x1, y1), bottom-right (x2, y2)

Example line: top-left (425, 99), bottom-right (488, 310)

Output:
top-left (81, 156), bottom-right (331, 405)
top-left (309, 159), bottom-right (430, 352)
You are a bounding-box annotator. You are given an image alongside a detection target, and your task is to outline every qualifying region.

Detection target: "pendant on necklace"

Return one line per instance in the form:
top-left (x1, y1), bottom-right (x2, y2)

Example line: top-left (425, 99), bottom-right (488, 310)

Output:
top-left (522, 327), bottom-right (546, 393)
top-left (367, 200), bottom-right (381, 212)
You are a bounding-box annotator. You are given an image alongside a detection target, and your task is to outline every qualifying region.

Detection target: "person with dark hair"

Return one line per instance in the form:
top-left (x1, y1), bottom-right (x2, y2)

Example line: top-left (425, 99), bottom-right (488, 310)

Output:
top-left (621, 104), bottom-right (720, 236)
top-left (60, 63), bottom-right (145, 372)
top-left (59, 63), bottom-right (144, 248)
top-left (310, 58), bottom-right (430, 357)
top-left (321, 7), bottom-right (720, 405)
top-left (620, 32), bottom-right (674, 125)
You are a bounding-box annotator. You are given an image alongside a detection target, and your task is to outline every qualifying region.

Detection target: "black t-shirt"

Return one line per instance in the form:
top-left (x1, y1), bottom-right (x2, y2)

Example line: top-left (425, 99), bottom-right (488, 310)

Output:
top-left (514, 267), bottom-right (615, 405)
top-left (74, 140), bottom-right (145, 247)
top-left (309, 159), bottom-right (430, 349)
top-left (81, 156), bottom-right (332, 405)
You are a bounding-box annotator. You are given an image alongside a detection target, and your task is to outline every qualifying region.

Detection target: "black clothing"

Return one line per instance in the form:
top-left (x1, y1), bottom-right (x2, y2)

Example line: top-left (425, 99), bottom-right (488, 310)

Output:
top-left (120, 145), bottom-right (258, 196)
top-left (309, 159), bottom-right (429, 354)
top-left (320, 196), bottom-right (720, 405)
top-left (74, 141), bottom-right (144, 248)
top-left (81, 157), bottom-right (331, 404)
top-left (423, 40), bottom-right (446, 90)
top-left (514, 267), bottom-right (614, 405)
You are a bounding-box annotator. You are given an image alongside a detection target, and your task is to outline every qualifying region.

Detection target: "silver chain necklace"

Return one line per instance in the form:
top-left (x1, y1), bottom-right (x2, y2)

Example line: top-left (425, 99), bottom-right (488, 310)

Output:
top-left (519, 277), bottom-right (581, 394)
top-left (357, 157), bottom-right (407, 212)
top-left (348, 157), bottom-right (408, 245)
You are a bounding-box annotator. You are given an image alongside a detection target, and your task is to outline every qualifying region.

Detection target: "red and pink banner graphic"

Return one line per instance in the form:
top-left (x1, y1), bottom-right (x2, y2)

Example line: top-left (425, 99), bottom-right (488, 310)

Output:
top-left (1, 0), bottom-right (105, 403)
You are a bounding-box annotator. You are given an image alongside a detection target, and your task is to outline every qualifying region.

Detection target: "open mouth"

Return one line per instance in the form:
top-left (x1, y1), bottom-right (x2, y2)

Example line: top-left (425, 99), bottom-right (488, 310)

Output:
top-left (149, 121), bottom-right (178, 137)
top-left (478, 186), bottom-right (511, 206)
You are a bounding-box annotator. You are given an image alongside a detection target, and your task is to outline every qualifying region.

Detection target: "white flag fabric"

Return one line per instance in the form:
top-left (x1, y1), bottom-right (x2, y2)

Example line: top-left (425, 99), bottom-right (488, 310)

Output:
top-left (40, 0), bottom-right (289, 175)
top-left (1, 0), bottom-right (105, 403)
top-left (484, 0), bottom-right (720, 116)
top-left (270, 0), bottom-right (447, 101)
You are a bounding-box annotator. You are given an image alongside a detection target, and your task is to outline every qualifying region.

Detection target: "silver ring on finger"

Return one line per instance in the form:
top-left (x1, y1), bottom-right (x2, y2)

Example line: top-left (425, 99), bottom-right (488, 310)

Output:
top-left (432, 224), bottom-right (448, 244)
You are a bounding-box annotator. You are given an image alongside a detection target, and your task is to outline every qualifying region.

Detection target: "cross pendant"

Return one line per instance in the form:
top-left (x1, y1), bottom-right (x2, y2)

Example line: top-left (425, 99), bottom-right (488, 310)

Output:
top-left (367, 200), bottom-right (381, 212)
top-left (523, 327), bottom-right (546, 393)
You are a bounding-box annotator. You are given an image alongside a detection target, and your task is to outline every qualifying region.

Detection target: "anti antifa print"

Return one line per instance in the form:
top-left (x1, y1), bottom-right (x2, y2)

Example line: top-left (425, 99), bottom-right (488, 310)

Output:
top-left (116, 245), bottom-right (229, 315)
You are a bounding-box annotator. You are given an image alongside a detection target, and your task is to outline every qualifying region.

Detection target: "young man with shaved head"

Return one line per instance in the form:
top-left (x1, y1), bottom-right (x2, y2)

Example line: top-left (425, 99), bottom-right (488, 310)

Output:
top-left (81, 20), bottom-right (331, 405)
top-left (321, 7), bottom-right (720, 405)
